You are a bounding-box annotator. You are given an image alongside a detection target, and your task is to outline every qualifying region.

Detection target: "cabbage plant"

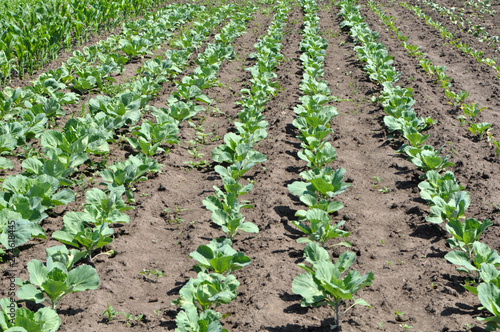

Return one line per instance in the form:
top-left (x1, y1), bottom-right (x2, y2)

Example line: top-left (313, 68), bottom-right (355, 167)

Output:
top-left (292, 243), bottom-right (373, 330)
top-left (16, 245), bottom-right (98, 310)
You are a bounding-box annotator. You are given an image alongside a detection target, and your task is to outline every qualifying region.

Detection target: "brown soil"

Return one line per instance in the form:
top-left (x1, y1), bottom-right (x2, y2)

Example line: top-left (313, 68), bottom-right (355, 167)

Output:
top-left (2, 1), bottom-right (500, 331)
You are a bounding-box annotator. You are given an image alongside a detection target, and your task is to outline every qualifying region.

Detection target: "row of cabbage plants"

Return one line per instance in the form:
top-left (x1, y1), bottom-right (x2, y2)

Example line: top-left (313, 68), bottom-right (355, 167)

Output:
top-left (461, 0), bottom-right (496, 14)
top-left (367, 1), bottom-right (495, 143)
top-left (400, 1), bottom-right (500, 76)
top-left (288, 0), bottom-right (374, 330)
top-left (40, 2), bottom-right (243, 261)
top-left (417, 0), bottom-right (500, 51)
top-left (92, 3), bottom-right (249, 200)
top-left (0, 2), bottom-right (200, 167)
top-left (93, 6), bottom-right (260, 330)
top-left (0, 2), bottom-right (213, 261)
top-left (60, 0), bottom-right (248, 260)
top-left (0, 3), bottom-right (243, 330)
top-left (0, 2), bottom-right (204, 262)
top-left (337, 0), bottom-right (500, 329)
top-left (171, 2), bottom-right (295, 330)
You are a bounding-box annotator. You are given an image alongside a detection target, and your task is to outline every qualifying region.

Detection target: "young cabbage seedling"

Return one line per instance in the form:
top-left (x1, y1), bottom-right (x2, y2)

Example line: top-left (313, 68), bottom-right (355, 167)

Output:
top-left (418, 170), bottom-right (464, 203)
top-left (288, 167), bottom-right (350, 216)
top-left (400, 144), bottom-right (454, 175)
top-left (425, 191), bottom-right (470, 224)
top-left (52, 213), bottom-right (114, 260)
top-left (291, 208), bottom-right (350, 247)
top-left (100, 155), bottom-right (161, 202)
top-left (461, 103), bottom-right (486, 122)
top-left (477, 281), bottom-right (500, 330)
top-left (190, 238), bottom-right (251, 275)
top-left (292, 243), bottom-right (374, 330)
top-left (203, 178), bottom-right (258, 240)
top-left (446, 218), bottom-right (492, 259)
top-left (127, 120), bottom-right (179, 156)
top-left (469, 122), bottom-right (492, 139)
top-left (0, 297), bottom-right (61, 331)
top-left (172, 272), bottom-right (239, 312)
top-left (445, 241), bottom-right (500, 277)
top-left (15, 245), bottom-right (99, 310)
top-left (175, 306), bottom-right (227, 332)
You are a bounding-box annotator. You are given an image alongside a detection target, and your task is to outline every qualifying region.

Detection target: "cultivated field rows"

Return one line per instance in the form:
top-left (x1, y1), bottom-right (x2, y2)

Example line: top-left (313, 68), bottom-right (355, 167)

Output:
top-left (1, 0), bottom-right (500, 331)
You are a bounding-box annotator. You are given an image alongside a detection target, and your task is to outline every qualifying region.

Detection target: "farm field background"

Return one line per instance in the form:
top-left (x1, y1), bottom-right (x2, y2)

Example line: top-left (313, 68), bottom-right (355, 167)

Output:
top-left (0, 0), bottom-right (500, 331)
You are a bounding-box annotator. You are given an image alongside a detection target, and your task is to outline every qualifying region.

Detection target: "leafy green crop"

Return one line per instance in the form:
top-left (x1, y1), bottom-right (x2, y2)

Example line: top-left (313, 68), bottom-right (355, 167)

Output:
top-left (88, 92), bottom-right (148, 129)
top-left (477, 282), bottom-right (500, 331)
top-left (82, 187), bottom-right (132, 225)
top-left (294, 95), bottom-right (337, 119)
top-left (288, 167), bottom-right (350, 216)
top-left (234, 118), bottom-right (268, 147)
top-left (400, 145), bottom-right (454, 174)
top-left (203, 177), bottom-right (258, 240)
top-left (425, 191), bottom-right (470, 224)
top-left (445, 241), bottom-right (500, 275)
top-left (212, 133), bottom-right (267, 178)
top-left (40, 130), bottom-right (89, 169)
top-left (128, 120), bottom-right (179, 156)
top-left (469, 122), bottom-right (492, 138)
top-left (70, 66), bottom-right (115, 94)
top-left (297, 142), bottom-right (337, 169)
top-left (418, 171), bottom-right (464, 203)
top-left (292, 243), bottom-right (374, 330)
top-left (190, 238), bottom-right (251, 275)
top-left (169, 78), bottom-right (212, 104)
top-left (100, 155), bottom-right (161, 201)
top-left (22, 156), bottom-right (75, 187)
top-left (403, 130), bottom-right (430, 148)
top-left (461, 103), bottom-right (486, 122)
top-left (446, 218), bottom-right (492, 259)
top-left (175, 306), bottom-right (226, 332)
top-left (172, 272), bottom-right (239, 312)
top-left (383, 108), bottom-right (434, 134)
top-left (0, 297), bottom-right (61, 332)
top-left (16, 245), bottom-right (97, 310)
top-left (52, 214), bottom-right (113, 259)
top-left (141, 57), bottom-right (183, 83)
top-left (119, 36), bottom-right (153, 60)
top-left (0, 210), bottom-right (44, 255)
top-left (0, 174), bottom-right (75, 223)
top-left (291, 208), bottom-right (350, 247)
top-left (299, 75), bottom-right (331, 95)
top-left (152, 102), bottom-right (203, 122)
top-left (63, 116), bottom-right (115, 155)
top-left (27, 97), bottom-right (67, 119)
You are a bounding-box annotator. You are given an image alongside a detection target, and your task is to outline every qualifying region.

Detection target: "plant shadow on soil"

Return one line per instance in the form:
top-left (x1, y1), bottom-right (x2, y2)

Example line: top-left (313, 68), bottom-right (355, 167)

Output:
top-left (264, 315), bottom-right (339, 332)
top-left (264, 293), bottom-right (340, 332)
top-left (166, 281), bottom-right (186, 296)
top-left (409, 222), bottom-right (447, 243)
